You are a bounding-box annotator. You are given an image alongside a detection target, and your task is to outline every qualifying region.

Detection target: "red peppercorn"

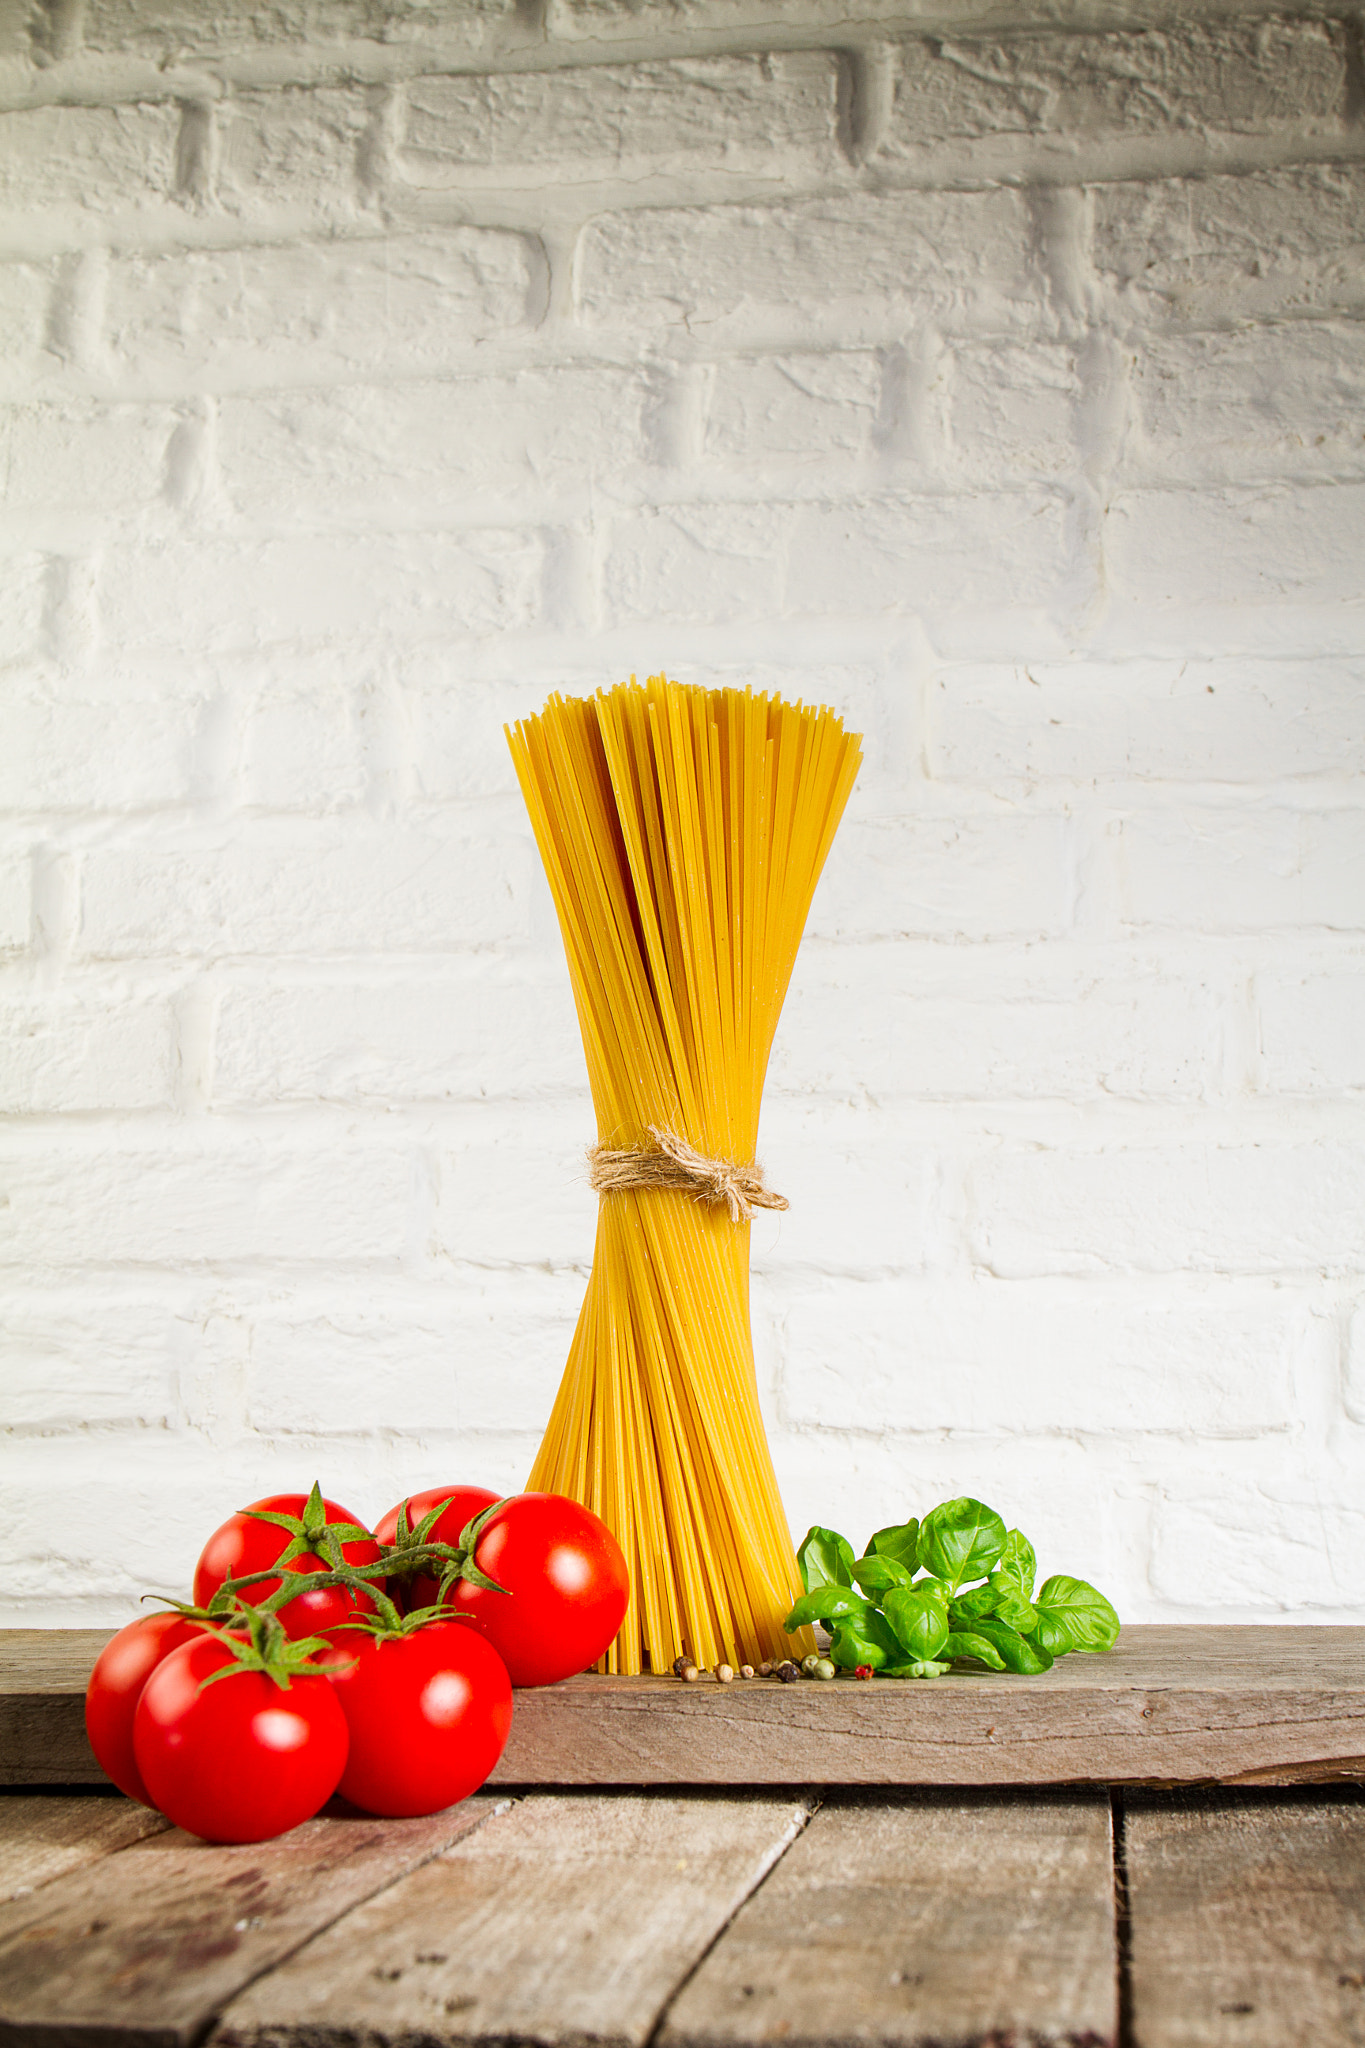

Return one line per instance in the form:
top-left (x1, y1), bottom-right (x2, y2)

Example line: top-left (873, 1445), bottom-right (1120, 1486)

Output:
top-left (855, 1665), bottom-right (874, 1680)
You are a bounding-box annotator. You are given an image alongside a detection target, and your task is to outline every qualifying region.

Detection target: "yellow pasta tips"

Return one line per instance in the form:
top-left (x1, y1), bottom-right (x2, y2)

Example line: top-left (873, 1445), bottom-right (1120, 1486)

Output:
top-left (507, 674), bottom-right (863, 1675)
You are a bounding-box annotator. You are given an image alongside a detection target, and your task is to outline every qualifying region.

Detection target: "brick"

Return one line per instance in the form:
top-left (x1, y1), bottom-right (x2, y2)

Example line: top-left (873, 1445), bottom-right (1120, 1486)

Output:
top-left (883, 20), bottom-right (1347, 158)
top-left (1257, 970), bottom-right (1365, 1093)
top-left (82, 0), bottom-right (519, 58)
top-left (0, 853), bottom-right (29, 952)
top-left (239, 682), bottom-right (370, 812)
top-left (0, 260), bottom-right (55, 388)
top-left (0, 554), bottom-right (48, 668)
top-left (969, 1140), bottom-right (1365, 1277)
top-left (433, 1106), bottom-right (597, 1268)
top-left (0, 993), bottom-right (176, 1112)
top-left (105, 229), bottom-right (540, 385)
top-left (1125, 324), bottom-right (1365, 484)
top-left (806, 816), bottom-right (1070, 942)
top-left (76, 827), bottom-right (534, 957)
top-left (0, 692), bottom-right (203, 810)
top-left (773, 953), bottom-right (1230, 1103)
top-left (0, 1133), bottom-right (415, 1266)
top-left (217, 86), bottom-right (371, 219)
top-left (1149, 1465), bottom-right (1365, 1610)
top-left (0, 402), bottom-right (170, 514)
top-left (408, 673), bottom-right (535, 803)
top-left (754, 1097), bottom-right (941, 1278)
top-left (930, 657), bottom-right (1365, 784)
top-left (551, 0), bottom-right (950, 36)
top-left (703, 351), bottom-right (882, 466)
top-left (1094, 167), bottom-right (1365, 326)
top-left (399, 52), bottom-right (839, 184)
top-left (1117, 808), bottom-right (1365, 933)
top-left (578, 187), bottom-right (1038, 337)
top-left (246, 1277), bottom-right (583, 1436)
top-left (602, 490), bottom-right (1078, 626)
top-left (217, 367), bottom-right (648, 518)
top-left (781, 1281), bottom-right (1315, 1436)
top-left (947, 342), bottom-right (1079, 485)
top-left (211, 971), bottom-right (583, 1105)
top-left (1107, 484), bottom-right (1365, 610)
top-left (785, 490), bottom-right (1079, 618)
top-left (0, 102), bottom-right (179, 216)
top-left (1348, 1303), bottom-right (1365, 1425)
top-left (98, 530), bottom-right (543, 654)
top-left (2, 1300), bottom-right (176, 1430)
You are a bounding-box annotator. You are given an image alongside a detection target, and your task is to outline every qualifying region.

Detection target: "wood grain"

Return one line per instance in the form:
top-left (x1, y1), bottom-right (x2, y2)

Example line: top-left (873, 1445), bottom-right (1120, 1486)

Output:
top-left (0, 1796), bottom-right (168, 1903)
top-left (214, 1791), bottom-right (814, 2048)
top-left (5, 1628), bottom-right (1364, 1788)
top-left (1126, 1793), bottom-right (1365, 2047)
top-left (660, 1790), bottom-right (1117, 2048)
top-left (0, 1794), bottom-right (500, 2047)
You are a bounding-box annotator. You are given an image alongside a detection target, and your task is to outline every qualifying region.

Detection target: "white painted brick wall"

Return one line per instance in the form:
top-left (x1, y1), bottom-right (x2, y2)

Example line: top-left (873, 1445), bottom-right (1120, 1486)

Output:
top-left (3, 0), bottom-right (1364, 1629)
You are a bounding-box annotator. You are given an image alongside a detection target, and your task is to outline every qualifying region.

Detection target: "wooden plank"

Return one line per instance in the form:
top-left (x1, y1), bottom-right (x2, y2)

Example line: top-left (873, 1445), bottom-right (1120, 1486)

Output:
top-left (215, 1792), bottom-right (814, 2048)
top-left (0, 1796), bottom-right (168, 1903)
top-left (660, 1790), bottom-right (1117, 2048)
top-left (1126, 1793), bottom-right (1365, 2047)
top-left (6, 1627), bottom-right (1365, 1788)
top-left (0, 1794), bottom-right (501, 2047)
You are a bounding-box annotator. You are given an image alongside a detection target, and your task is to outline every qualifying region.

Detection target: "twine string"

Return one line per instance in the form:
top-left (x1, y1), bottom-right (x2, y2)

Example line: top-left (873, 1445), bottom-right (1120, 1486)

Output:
top-left (588, 1125), bottom-right (789, 1225)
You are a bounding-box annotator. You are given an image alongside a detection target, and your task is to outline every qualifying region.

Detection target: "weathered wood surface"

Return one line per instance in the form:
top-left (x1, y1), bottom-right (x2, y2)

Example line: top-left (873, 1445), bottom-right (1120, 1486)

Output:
top-left (0, 1795), bottom-right (498, 2047)
top-left (0, 1795), bottom-right (167, 1904)
top-left (1126, 1793), bottom-right (1365, 2048)
top-left (661, 1790), bottom-right (1117, 2048)
top-left (216, 1792), bottom-right (814, 2048)
top-left (5, 1627), bottom-right (1364, 1787)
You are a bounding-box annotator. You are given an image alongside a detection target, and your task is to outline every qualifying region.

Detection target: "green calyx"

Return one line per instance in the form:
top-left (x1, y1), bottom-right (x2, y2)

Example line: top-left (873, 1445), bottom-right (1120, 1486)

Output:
top-left (244, 1480), bottom-right (375, 1575)
top-left (378, 1495), bottom-right (510, 1605)
top-left (194, 1601), bottom-right (341, 1694)
top-left (783, 1496), bottom-right (1120, 1683)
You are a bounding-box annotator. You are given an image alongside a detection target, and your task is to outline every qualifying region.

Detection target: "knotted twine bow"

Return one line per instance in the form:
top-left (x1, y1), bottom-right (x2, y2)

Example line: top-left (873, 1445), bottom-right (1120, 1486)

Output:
top-left (588, 1125), bottom-right (789, 1225)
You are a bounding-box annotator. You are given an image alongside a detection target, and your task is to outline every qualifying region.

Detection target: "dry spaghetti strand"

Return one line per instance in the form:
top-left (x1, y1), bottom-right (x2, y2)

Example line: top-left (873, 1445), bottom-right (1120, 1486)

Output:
top-left (507, 675), bottom-right (862, 1674)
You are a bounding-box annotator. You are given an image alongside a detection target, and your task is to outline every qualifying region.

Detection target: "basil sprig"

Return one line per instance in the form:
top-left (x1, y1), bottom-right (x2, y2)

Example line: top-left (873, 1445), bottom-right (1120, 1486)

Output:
top-left (784, 1496), bottom-right (1118, 1680)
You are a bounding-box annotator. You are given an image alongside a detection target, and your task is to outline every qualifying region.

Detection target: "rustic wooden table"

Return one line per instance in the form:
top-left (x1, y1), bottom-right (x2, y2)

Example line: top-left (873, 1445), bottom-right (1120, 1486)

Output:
top-left (2, 1628), bottom-right (1364, 2047)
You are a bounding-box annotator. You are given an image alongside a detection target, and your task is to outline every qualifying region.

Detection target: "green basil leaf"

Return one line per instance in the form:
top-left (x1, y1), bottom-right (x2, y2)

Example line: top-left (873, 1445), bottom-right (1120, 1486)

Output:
top-left (783, 1584), bottom-right (873, 1632)
top-left (969, 1618), bottom-right (1054, 1675)
top-left (1031, 1576), bottom-right (1120, 1656)
top-left (882, 1583), bottom-right (950, 1663)
top-left (851, 1554), bottom-right (914, 1597)
top-left (797, 1525), bottom-right (856, 1594)
top-left (942, 1630), bottom-right (1008, 1671)
top-left (916, 1498), bottom-right (1008, 1592)
top-left (867, 1520), bottom-right (920, 1571)
top-left (828, 1608), bottom-right (904, 1672)
top-left (994, 1529), bottom-right (1037, 1600)
top-left (949, 1584), bottom-right (998, 1625)
top-left (883, 1659), bottom-right (951, 1679)
top-left (987, 1585), bottom-right (1038, 1633)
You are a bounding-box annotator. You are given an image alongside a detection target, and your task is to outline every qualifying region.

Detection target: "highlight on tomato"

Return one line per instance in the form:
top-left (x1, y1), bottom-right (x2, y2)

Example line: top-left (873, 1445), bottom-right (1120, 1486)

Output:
top-left (133, 1612), bottom-right (348, 1844)
top-left (194, 1483), bottom-right (382, 1638)
top-left (324, 1613), bottom-right (513, 1817)
top-left (410, 1492), bottom-right (630, 1687)
top-left (85, 1611), bottom-right (208, 1806)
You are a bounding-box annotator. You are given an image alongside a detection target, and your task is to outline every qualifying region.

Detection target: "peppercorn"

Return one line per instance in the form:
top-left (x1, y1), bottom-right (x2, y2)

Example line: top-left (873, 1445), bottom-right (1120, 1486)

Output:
top-left (682, 1663), bottom-right (701, 1683)
top-left (715, 1663), bottom-right (734, 1684)
top-left (758, 1661), bottom-right (773, 1677)
top-left (739, 1664), bottom-right (755, 1680)
top-left (800, 1653), bottom-right (821, 1677)
top-left (777, 1660), bottom-right (800, 1683)
top-left (671, 1656), bottom-right (689, 1677)
top-left (855, 1665), bottom-right (874, 1680)
top-left (814, 1658), bottom-right (837, 1681)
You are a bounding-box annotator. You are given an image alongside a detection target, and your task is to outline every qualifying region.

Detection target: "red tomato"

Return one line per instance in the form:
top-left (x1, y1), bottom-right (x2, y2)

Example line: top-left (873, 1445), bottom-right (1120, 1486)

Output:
top-left (134, 1633), bottom-right (348, 1843)
top-left (413, 1492), bottom-right (629, 1687)
top-left (373, 1485), bottom-right (500, 1553)
top-left (85, 1612), bottom-right (207, 1806)
top-left (326, 1622), bottom-right (512, 1816)
top-left (194, 1493), bottom-right (381, 1639)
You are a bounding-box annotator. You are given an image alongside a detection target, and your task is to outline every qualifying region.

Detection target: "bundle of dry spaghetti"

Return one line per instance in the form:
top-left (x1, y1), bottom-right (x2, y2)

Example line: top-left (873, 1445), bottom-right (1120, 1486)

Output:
top-left (507, 675), bottom-right (862, 1674)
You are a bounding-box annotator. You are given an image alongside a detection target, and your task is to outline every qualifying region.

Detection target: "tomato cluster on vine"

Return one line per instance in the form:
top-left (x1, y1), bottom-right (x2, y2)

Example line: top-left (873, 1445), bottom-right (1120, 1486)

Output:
top-left (85, 1483), bottom-right (630, 1844)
